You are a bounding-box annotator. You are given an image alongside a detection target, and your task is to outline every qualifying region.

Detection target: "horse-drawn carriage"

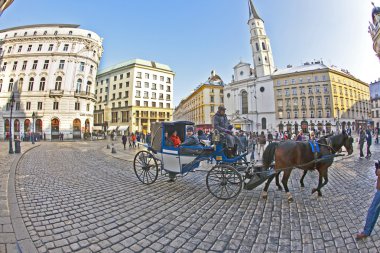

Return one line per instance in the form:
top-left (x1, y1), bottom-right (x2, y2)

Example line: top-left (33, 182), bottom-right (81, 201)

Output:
top-left (133, 121), bottom-right (275, 200)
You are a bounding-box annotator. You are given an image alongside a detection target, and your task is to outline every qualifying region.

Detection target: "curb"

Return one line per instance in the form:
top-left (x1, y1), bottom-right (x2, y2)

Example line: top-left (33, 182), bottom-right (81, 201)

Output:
top-left (8, 144), bottom-right (40, 253)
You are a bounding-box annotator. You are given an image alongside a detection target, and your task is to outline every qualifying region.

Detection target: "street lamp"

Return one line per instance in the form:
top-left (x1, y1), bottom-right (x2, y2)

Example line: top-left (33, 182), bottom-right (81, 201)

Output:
top-left (32, 112), bottom-right (35, 144)
top-left (335, 107), bottom-right (340, 133)
top-left (8, 92), bottom-right (15, 154)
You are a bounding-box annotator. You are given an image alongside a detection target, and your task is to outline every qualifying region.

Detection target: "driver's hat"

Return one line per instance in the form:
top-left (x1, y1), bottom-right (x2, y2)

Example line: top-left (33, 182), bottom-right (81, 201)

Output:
top-left (187, 126), bottom-right (194, 132)
top-left (218, 105), bottom-right (226, 111)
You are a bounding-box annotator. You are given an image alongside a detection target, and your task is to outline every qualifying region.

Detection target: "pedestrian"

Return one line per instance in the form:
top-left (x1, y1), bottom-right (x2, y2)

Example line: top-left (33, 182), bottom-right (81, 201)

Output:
top-left (356, 161), bottom-right (380, 239)
top-left (359, 127), bottom-right (366, 159)
top-left (257, 131), bottom-right (266, 156)
top-left (248, 132), bottom-right (257, 161)
top-left (131, 133), bottom-right (137, 148)
top-left (128, 133), bottom-right (132, 148)
top-left (267, 131), bottom-right (273, 144)
top-left (366, 127), bottom-right (372, 158)
top-left (296, 130), bottom-right (303, 141)
top-left (122, 134), bottom-right (127, 150)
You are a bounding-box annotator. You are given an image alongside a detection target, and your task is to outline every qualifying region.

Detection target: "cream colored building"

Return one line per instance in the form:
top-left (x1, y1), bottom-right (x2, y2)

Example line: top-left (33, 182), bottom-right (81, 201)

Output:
top-left (273, 62), bottom-right (371, 134)
top-left (94, 59), bottom-right (174, 134)
top-left (0, 24), bottom-right (103, 140)
top-left (173, 71), bottom-right (224, 132)
top-left (369, 3), bottom-right (380, 60)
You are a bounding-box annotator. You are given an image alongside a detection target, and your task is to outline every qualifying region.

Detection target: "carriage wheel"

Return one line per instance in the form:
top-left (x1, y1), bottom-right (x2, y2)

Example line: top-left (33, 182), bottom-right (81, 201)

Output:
top-left (133, 151), bottom-right (159, 184)
top-left (206, 164), bottom-right (242, 200)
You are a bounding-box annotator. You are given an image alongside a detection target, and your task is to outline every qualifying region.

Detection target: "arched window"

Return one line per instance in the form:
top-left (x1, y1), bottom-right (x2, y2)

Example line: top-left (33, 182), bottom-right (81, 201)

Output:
top-left (0, 79), bottom-right (3, 92)
top-left (241, 91), bottom-right (248, 114)
top-left (39, 77), bottom-right (45, 91)
top-left (255, 43), bottom-right (259, 51)
top-left (76, 79), bottom-right (82, 93)
top-left (28, 77), bottom-right (34, 91)
top-left (69, 31), bottom-right (73, 35)
top-left (18, 78), bottom-right (23, 92)
top-left (55, 77), bottom-right (62, 90)
top-left (261, 118), bottom-right (267, 129)
top-left (258, 57), bottom-right (261, 62)
top-left (43, 31), bottom-right (47, 35)
top-left (262, 42), bottom-right (266, 50)
top-left (8, 78), bottom-right (14, 91)
top-left (86, 81), bottom-right (92, 94)
top-left (54, 31), bottom-right (58, 35)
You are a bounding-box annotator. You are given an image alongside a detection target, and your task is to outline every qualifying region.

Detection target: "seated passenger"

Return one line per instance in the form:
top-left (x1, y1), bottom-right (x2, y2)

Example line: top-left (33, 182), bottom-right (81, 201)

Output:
top-left (180, 127), bottom-right (200, 146)
top-left (197, 130), bottom-right (208, 141)
top-left (170, 130), bottom-right (181, 147)
top-left (164, 132), bottom-right (174, 146)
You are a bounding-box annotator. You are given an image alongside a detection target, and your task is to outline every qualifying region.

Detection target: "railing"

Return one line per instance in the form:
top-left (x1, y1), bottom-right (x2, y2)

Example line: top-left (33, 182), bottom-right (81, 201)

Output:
top-left (74, 91), bottom-right (96, 101)
top-left (49, 90), bottom-right (64, 97)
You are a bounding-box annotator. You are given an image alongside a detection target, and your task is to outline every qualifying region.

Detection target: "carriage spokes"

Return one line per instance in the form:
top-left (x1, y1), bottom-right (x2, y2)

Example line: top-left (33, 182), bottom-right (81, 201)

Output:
top-left (133, 151), bottom-right (159, 184)
top-left (206, 164), bottom-right (242, 200)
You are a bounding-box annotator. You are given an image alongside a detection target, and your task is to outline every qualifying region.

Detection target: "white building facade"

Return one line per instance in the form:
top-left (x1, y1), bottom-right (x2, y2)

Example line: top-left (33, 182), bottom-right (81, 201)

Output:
top-left (0, 24), bottom-right (103, 140)
top-left (223, 0), bottom-right (276, 132)
top-left (95, 59), bottom-right (174, 134)
top-left (369, 3), bottom-right (380, 60)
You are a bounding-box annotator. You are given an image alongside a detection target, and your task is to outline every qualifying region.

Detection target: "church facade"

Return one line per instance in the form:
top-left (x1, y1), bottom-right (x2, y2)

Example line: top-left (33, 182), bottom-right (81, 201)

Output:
top-left (223, 0), bottom-right (276, 132)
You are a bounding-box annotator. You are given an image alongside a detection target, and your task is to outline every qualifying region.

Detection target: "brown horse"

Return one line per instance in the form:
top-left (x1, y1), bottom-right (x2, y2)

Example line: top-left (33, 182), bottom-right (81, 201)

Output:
top-left (261, 132), bottom-right (354, 201)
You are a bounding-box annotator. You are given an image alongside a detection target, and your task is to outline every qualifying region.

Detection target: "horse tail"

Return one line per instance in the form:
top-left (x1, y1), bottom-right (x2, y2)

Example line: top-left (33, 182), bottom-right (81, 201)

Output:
top-left (263, 142), bottom-right (279, 168)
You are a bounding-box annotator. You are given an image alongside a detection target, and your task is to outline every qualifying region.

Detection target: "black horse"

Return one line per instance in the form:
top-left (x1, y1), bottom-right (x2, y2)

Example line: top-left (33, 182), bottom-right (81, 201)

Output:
top-left (261, 132), bottom-right (354, 201)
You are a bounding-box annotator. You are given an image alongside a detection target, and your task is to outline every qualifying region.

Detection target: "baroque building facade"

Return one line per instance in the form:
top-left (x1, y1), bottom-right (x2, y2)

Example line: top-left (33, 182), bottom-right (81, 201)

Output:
top-left (94, 59), bottom-right (174, 134)
top-left (173, 71), bottom-right (224, 132)
top-left (272, 62), bottom-right (371, 134)
top-left (0, 24), bottom-right (103, 140)
top-left (223, 0), bottom-right (276, 132)
top-left (370, 79), bottom-right (380, 129)
top-left (369, 2), bottom-right (380, 60)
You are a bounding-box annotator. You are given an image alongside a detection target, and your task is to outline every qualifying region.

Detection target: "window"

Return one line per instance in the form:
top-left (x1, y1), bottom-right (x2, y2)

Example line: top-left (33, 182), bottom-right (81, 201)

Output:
top-left (160, 84), bottom-right (164, 90)
top-left (53, 102), bottom-right (59, 110)
top-left (326, 110), bottom-right (330, 117)
top-left (86, 104), bottom-right (90, 112)
top-left (136, 81), bottom-right (141, 88)
top-left (166, 86), bottom-right (171, 92)
top-left (8, 78), bottom-right (13, 91)
top-left (309, 97), bottom-right (314, 106)
top-left (48, 44), bottom-right (53, 51)
top-left (55, 77), bottom-right (62, 90)
top-left (308, 87), bottom-right (313, 94)
top-left (144, 101), bottom-right (148, 107)
top-left (210, 95), bottom-right (214, 103)
top-left (160, 76), bottom-right (164, 82)
top-left (113, 76), bottom-right (117, 81)
top-left (76, 79), bottom-right (82, 92)
top-left (292, 88), bottom-right (297, 95)
top-left (12, 61), bottom-right (17, 71)
top-left (323, 86), bottom-right (328, 94)
top-left (113, 84), bottom-right (116, 90)
top-left (152, 102), bottom-right (156, 107)
top-left (0, 79), bottom-right (2, 91)
top-left (315, 86), bottom-right (320, 93)
top-left (136, 91), bottom-right (141, 98)
top-left (26, 102), bottom-right (31, 110)
top-left (136, 100), bottom-right (140, 106)
top-left (27, 45), bottom-right (32, 52)
top-left (317, 97), bottom-right (321, 105)
top-left (119, 83), bottom-right (122, 89)
top-left (43, 60), bottom-right (49, 69)
top-left (310, 111), bottom-right (314, 118)
top-left (144, 91), bottom-right (148, 98)
top-left (22, 61), bottom-right (27, 70)
top-left (294, 111), bottom-right (298, 118)
top-left (15, 102), bottom-right (20, 110)
top-left (37, 102), bottom-right (42, 110)
top-left (54, 31), bottom-right (58, 35)
top-left (112, 93), bottom-right (116, 100)
top-left (37, 44), bottom-right (42, 51)
top-left (144, 82), bottom-right (149, 88)
top-left (285, 89), bottom-right (289, 96)
top-left (255, 43), bottom-right (259, 51)
top-left (301, 98), bottom-right (306, 106)
top-left (127, 72), bottom-right (130, 78)
top-left (166, 94), bottom-right (170, 100)
top-left (166, 77), bottom-right (171, 84)
top-left (39, 77), bottom-right (45, 91)
top-left (137, 72), bottom-right (142, 78)
top-left (59, 60), bottom-right (65, 69)
top-left (318, 110), bottom-right (322, 118)
top-left (287, 111), bottom-right (290, 119)
top-left (126, 82), bottom-right (129, 87)
top-left (118, 92), bottom-right (122, 98)
top-left (79, 62), bottom-right (85, 71)
top-left (2, 62), bottom-right (7, 71)
top-left (166, 103), bottom-right (170, 109)
top-left (152, 83), bottom-right (156, 90)
top-left (28, 78), bottom-right (34, 91)
top-left (241, 91), bottom-right (248, 114)
top-left (87, 33), bottom-right (91, 38)
top-left (300, 87), bottom-right (305, 94)
top-left (159, 93), bottom-right (164, 100)
top-left (145, 73), bottom-right (149, 79)
top-left (90, 65), bottom-right (94, 74)
top-left (152, 92), bottom-right (156, 99)
top-left (262, 42), bottom-right (266, 50)
top-left (63, 44), bottom-right (69, 51)
top-left (69, 31), bottom-right (72, 35)
top-left (32, 60), bottom-right (38, 70)
top-left (18, 46), bottom-right (22, 52)
top-left (159, 102), bottom-right (163, 108)
top-left (17, 78), bottom-right (23, 91)
top-left (302, 111), bottom-right (306, 118)
top-left (125, 91), bottom-right (129, 98)
top-left (277, 89), bottom-right (282, 96)
top-left (153, 75), bottom-right (157, 80)
top-left (43, 31), bottom-right (47, 35)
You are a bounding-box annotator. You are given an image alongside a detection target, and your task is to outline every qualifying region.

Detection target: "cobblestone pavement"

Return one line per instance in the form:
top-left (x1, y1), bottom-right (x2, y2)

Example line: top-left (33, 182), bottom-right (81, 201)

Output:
top-left (13, 141), bottom-right (380, 252)
top-left (0, 141), bottom-right (38, 253)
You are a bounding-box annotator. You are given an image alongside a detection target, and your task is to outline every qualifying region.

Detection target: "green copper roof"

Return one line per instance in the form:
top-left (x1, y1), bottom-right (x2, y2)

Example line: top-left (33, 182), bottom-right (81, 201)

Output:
top-left (97, 59), bottom-right (172, 75)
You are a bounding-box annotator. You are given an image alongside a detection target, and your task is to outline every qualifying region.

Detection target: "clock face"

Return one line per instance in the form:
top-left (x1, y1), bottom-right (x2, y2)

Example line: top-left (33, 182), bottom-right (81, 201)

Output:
top-left (260, 87), bottom-right (265, 92)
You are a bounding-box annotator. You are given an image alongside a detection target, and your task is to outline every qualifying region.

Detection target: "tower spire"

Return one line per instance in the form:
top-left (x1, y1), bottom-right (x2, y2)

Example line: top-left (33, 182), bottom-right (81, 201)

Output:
top-left (248, 0), bottom-right (262, 21)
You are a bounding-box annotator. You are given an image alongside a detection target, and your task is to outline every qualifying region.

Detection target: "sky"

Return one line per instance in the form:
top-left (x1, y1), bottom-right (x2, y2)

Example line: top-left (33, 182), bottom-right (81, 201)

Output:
top-left (1, 0), bottom-right (379, 106)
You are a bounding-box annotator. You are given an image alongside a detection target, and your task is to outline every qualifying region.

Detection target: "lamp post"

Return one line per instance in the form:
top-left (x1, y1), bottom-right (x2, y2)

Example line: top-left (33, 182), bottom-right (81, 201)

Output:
top-left (8, 92), bottom-right (15, 154)
top-left (32, 112), bottom-right (35, 144)
top-left (335, 107), bottom-right (340, 133)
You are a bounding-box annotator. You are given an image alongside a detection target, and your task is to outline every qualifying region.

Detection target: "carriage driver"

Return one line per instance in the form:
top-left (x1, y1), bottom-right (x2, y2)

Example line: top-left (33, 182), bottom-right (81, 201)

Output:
top-left (213, 105), bottom-right (235, 148)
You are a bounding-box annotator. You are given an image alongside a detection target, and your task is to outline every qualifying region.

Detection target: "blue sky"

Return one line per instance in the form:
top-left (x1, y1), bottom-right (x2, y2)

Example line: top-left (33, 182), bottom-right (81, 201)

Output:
top-left (1, 0), bottom-right (379, 105)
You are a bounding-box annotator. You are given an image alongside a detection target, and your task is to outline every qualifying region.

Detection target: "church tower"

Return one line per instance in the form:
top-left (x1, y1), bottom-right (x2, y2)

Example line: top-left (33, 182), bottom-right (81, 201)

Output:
top-left (248, 0), bottom-right (275, 78)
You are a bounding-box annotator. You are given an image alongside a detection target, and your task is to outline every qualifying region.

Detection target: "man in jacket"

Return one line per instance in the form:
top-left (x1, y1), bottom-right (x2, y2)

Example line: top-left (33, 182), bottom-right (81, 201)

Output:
top-left (213, 106), bottom-right (234, 148)
top-left (181, 127), bottom-right (200, 146)
top-left (359, 127), bottom-right (366, 158)
top-left (366, 127), bottom-right (372, 158)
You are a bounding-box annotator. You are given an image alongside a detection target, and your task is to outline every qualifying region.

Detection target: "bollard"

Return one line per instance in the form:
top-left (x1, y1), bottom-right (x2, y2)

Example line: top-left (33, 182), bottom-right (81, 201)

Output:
top-left (111, 147), bottom-right (117, 153)
top-left (107, 144), bottom-right (111, 149)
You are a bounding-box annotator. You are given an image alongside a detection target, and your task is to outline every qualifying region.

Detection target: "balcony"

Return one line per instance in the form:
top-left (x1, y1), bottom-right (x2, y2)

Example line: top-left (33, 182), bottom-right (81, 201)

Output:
top-left (49, 90), bottom-right (64, 97)
top-left (74, 91), bottom-right (96, 101)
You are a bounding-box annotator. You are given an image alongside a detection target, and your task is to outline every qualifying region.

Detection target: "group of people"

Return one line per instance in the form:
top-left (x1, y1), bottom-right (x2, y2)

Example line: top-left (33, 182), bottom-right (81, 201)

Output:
top-left (120, 131), bottom-right (152, 150)
top-left (358, 126), bottom-right (373, 158)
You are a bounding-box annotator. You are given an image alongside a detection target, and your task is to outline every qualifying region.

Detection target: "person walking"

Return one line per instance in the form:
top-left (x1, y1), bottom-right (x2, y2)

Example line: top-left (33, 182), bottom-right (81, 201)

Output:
top-left (366, 127), bottom-right (372, 158)
top-left (356, 161), bottom-right (380, 239)
top-left (131, 133), bottom-right (137, 148)
top-left (359, 127), bottom-right (366, 159)
top-left (257, 131), bottom-right (266, 157)
top-left (267, 131), bottom-right (273, 144)
top-left (122, 134), bottom-right (127, 150)
top-left (296, 130), bottom-right (303, 141)
top-left (128, 133), bottom-right (132, 148)
top-left (248, 133), bottom-right (257, 162)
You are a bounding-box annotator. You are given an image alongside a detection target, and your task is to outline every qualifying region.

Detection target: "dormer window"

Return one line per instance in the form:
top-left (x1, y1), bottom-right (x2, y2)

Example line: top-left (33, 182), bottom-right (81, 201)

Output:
top-left (87, 33), bottom-right (91, 38)
top-left (54, 31), bottom-right (58, 35)
top-left (13, 33), bottom-right (17, 37)
top-left (43, 31), bottom-right (47, 35)
top-left (69, 31), bottom-right (72, 35)
top-left (33, 31), bottom-right (37, 36)
top-left (24, 32), bottom-right (27, 36)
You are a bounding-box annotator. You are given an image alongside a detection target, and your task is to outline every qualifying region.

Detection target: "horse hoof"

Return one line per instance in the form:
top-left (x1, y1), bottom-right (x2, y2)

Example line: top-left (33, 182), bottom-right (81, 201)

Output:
top-left (288, 197), bottom-right (293, 202)
top-left (261, 192), bottom-right (268, 200)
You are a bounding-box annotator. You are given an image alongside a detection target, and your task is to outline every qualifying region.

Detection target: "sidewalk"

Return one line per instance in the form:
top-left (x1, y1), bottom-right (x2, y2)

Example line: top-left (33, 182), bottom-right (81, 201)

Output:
top-left (0, 141), bottom-right (39, 253)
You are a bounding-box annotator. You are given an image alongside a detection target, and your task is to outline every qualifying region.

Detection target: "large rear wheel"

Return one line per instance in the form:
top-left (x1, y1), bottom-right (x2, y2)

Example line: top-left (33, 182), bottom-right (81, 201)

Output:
top-left (206, 164), bottom-right (242, 200)
top-left (133, 151), bottom-right (159, 184)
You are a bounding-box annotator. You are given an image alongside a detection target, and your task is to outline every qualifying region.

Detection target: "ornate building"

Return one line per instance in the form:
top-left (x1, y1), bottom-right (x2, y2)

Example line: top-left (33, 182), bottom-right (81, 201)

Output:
top-left (0, 24), bottom-right (103, 140)
top-left (273, 62), bottom-right (371, 133)
top-left (173, 71), bottom-right (224, 132)
top-left (223, 0), bottom-right (276, 132)
top-left (370, 78), bottom-right (380, 129)
top-left (369, 2), bottom-right (380, 60)
top-left (94, 59), bottom-right (174, 134)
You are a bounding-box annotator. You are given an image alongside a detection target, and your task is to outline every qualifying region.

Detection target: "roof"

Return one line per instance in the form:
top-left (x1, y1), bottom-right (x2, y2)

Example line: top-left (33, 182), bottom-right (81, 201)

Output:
top-left (233, 61), bottom-right (250, 69)
top-left (97, 59), bottom-right (172, 75)
top-left (248, 0), bottom-right (262, 21)
top-left (0, 24), bottom-right (80, 33)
